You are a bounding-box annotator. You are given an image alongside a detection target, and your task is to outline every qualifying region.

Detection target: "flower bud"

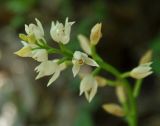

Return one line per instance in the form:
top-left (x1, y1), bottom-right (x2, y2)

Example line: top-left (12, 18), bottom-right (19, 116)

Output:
top-left (116, 86), bottom-right (126, 103)
top-left (139, 50), bottom-right (152, 64)
top-left (95, 76), bottom-right (107, 87)
top-left (102, 103), bottom-right (125, 117)
top-left (90, 23), bottom-right (102, 45)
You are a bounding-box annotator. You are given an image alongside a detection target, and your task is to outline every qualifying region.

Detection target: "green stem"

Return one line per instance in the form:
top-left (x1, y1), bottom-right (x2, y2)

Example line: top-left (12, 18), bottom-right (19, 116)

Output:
top-left (124, 82), bottom-right (137, 126)
top-left (92, 67), bottom-right (101, 76)
top-left (91, 46), bottom-right (138, 126)
top-left (91, 46), bottom-right (120, 77)
top-left (59, 43), bottom-right (73, 57)
top-left (121, 72), bottom-right (130, 78)
top-left (133, 79), bottom-right (143, 98)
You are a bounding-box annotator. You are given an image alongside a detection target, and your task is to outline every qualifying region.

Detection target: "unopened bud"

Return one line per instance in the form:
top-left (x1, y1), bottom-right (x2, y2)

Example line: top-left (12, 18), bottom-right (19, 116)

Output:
top-left (116, 86), bottom-right (126, 103)
top-left (139, 50), bottom-right (152, 64)
top-left (102, 103), bottom-right (125, 117)
top-left (95, 76), bottom-right (107, 87)
top-left (90, 23), bottom-right (102, 45)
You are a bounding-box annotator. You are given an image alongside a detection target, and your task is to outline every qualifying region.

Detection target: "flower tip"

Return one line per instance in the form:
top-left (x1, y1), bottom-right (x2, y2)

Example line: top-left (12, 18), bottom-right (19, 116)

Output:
top-left (88, 98), bottom-right (92, 103)
top-left (79, 91), bottom-right (83, 96)
top-left (47, 83), bottom-right (51, 87)
top-left (35, 18), bottom-right (38, 21)
top-left (14, 51), bottom-right (18, 55)
top-left (73, 73), bottom-right (77, 77)
top-left (35, 76), bottom-right (39, 80)
top-left (96, 63), bottom-right (99, 67)
top-left (35, 74), bottom-right (42, 80)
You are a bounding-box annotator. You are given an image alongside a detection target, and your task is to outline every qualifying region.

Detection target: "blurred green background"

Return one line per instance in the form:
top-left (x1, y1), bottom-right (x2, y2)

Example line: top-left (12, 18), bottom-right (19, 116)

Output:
top-left (0, 0), bottom-right (160, 126)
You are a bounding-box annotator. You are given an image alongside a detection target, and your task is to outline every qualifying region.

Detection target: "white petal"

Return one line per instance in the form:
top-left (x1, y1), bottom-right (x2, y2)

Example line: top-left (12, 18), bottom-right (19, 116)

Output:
top-left (72, 64), bottom-right (80, 77)
top-left (14, 45), bottom-right (32, 57)
top-left (88, 80), bottom-right (98, 102)
top-left (50, 21), bottom-right (62, 43)
top-left (32, 49), bottom-right (48, 62)
top-left (25, 24), bottom-right (29, 35)
top-left (80, 75), bottom-right (98, 102)
top-left (60, 17), bottom-right (75, 44)
top-left (85, 57), bottom-right (99, 67)
top-left (21, 41), bottom-right (28, 46)
top-left (47, 69), bottom-right (61, 86)
top-left (84, 92), bottom-right (89, 101)
top-left (35, 18), bottom-right (44, 36)
top-left (35, 61), bottom-right (57, 79)
top-left (73, 51), bottom-right (88, 60)
top-left (78, 34), bottom-right (91, 55)
top-left (79, 75), bottom-right (95, 95)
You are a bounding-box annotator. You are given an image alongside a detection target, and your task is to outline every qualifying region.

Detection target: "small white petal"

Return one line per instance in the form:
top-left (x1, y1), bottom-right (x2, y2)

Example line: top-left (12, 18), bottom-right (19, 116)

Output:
top-left (35, 18), bottom-right (44, 36)
top-left (72, 64), bottom-right (80, 77)
top-left (84, 92), bottom-right (89, 101)
top-left (79, 75), bottom-right (98, 102)
top-left (85, 57), bottom-right (99, 67)
top-left (14, 45), bottom-right (32, 57)
top-left (88, 81), bottom-right (98, 102)
top-left (25, 24), bottom-right (29, 35)
top-left (21, 41), bottom-right (28, 46)
top-left (35, 61), bottom-right (57, 79)
top-left (73, 51), bottom-right (87, 60)
top-left (32, 49), bottom-right (48, 62)
top-left (47, 70), bottom-right (61, 86)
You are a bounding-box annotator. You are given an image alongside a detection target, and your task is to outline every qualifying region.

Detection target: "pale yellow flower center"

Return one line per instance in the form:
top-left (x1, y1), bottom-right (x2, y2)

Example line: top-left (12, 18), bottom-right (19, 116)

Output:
top-left (78, 59), bottom-right (84, 65)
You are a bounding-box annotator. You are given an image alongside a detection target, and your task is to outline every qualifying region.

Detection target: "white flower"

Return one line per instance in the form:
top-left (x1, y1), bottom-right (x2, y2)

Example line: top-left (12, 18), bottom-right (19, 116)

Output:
top-left (15, 41), bottom-right (48, 62)
top-left (25, 18), bottom-right (44, 40)
top-left (80, 75), bottom-right (98, 102)
top-left (78, 34), bottom-right (91, 55)
top-left (130, 62), bottom-right (153, 79)
top-left (32, 49), bottom-right (48, 62)
top-left (50, 17), bottom-right (75, 44)
top-left (72, 51), bottom-right (99, 77)
top-left (90, 23), bottom-right (102, 45)
top-left (35, 60), bottom-right (65, 86)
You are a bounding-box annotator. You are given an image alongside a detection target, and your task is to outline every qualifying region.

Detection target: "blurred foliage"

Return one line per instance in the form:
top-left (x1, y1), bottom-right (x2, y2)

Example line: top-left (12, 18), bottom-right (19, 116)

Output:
top-left (5, 0), bottom-right (37, 28)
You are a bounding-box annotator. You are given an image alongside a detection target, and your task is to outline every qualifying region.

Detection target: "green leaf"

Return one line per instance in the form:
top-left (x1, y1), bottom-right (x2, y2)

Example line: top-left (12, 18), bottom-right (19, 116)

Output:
top-left (150, 36), bottom-right (160, 75)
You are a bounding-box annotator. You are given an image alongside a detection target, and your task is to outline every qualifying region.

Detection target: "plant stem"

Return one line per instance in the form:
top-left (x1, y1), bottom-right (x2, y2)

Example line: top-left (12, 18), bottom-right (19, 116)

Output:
top-left (91, 46), bottom-right (138, 126)
top-left (133, 79), bottom-right (143, 98)
top-left (124, 82), bottom-right (137, 126)
top-left (91, 46), bottom-right (120, 77)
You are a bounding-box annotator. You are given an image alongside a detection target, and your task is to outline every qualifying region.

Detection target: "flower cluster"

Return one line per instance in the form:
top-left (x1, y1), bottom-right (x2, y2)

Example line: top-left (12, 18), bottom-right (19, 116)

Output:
top-left (15, 17), bottom-right (153, 107)
top-left (15, 18), bottom-right (102, 102)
